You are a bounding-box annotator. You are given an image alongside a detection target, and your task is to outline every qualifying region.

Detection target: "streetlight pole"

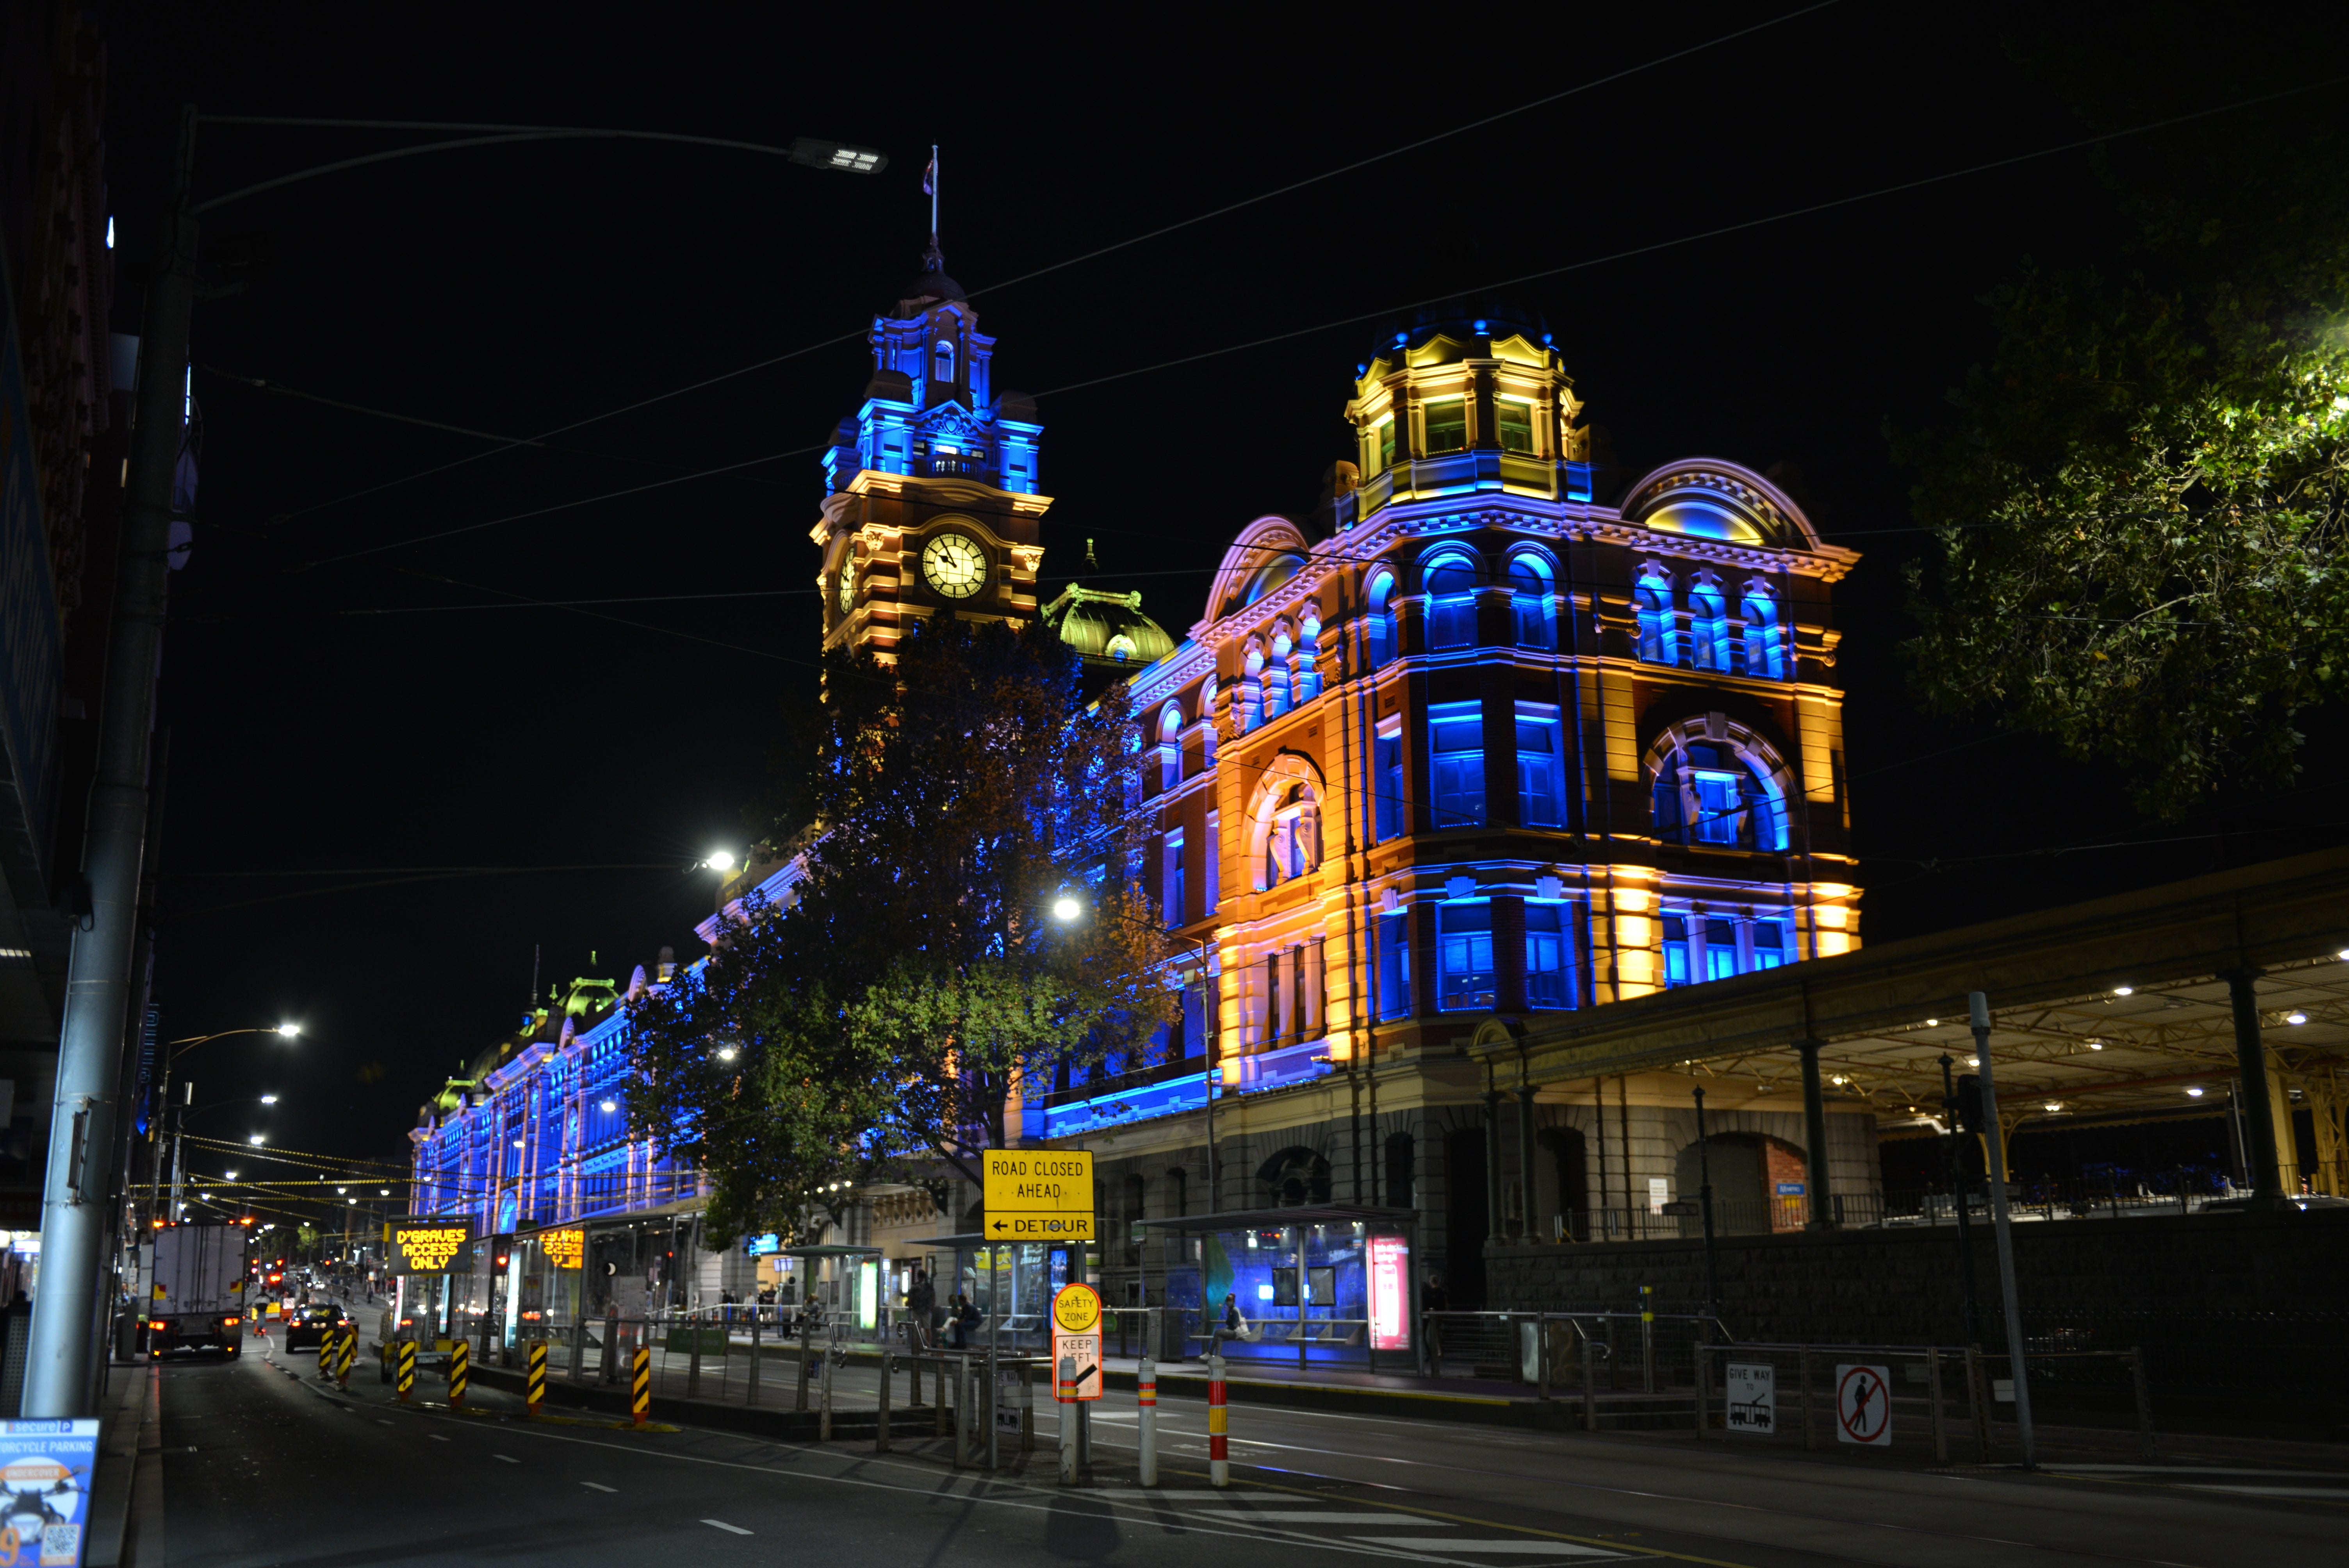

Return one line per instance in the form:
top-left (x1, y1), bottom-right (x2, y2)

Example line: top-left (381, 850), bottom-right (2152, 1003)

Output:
top-left (1691, 1087), bottom-right (1719, 1318)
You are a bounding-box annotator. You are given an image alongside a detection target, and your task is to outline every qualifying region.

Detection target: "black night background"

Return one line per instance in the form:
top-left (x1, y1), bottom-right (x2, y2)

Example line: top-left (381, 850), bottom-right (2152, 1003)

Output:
top-left (96, 1), bottom-right (2349, 1167)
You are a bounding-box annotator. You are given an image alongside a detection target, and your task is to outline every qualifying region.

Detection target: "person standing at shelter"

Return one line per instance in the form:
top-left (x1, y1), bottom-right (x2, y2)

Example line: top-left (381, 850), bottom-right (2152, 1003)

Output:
top-left (906, 1268), bottom-right (936, 1352)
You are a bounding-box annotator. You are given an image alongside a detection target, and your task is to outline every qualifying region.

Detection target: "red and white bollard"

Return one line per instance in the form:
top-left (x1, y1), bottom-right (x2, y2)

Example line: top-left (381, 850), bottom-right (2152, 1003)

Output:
top-left (1137, 1349), bottom-right (1158, 1487)
top-left (1207, 1350), bottom-right (1228, 1488)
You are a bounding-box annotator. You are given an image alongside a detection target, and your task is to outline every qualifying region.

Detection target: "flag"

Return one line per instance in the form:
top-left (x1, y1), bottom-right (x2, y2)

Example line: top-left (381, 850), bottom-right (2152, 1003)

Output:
top-left (922, 155), bottom-right (936, 196)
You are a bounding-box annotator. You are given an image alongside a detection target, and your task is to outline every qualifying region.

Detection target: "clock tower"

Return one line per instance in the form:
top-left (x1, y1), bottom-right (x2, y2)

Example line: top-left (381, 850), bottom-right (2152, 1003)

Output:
top-left (812, 245), bottom-right (1050, 664)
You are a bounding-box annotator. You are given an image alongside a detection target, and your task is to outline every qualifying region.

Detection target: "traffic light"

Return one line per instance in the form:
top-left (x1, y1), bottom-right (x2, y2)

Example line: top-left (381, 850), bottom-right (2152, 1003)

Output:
top-left (1950, 1074), bottom-right (1987, 1135)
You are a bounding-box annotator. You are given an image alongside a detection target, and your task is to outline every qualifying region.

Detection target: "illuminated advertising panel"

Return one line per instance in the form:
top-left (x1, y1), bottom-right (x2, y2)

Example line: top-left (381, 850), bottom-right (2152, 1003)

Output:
top-left (1367, 1234), bottom-right (1411, 1351)
top-left (539, 1228), bottom-right (585, 1270)
top-left (388, 1220), bottom-right (473, 1275)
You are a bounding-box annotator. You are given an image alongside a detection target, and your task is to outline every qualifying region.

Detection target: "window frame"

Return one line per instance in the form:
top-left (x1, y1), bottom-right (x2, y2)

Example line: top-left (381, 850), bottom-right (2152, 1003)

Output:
top-left (1428, 700), bottom-right (1486, 828)
top-left (1437, 898), bottom-right (1497, 1012)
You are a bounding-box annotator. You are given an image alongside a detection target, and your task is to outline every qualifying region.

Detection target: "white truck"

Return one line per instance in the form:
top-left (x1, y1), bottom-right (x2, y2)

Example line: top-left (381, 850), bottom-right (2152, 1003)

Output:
top-left (141, 1222), bottom-right (251, 1358)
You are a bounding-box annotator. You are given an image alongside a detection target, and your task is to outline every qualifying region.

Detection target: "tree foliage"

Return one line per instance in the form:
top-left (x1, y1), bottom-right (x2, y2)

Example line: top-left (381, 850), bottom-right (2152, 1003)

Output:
top-left (1903, 21), bottom-right (2349, 816)
top-left (623, 617), bottom-right (1176, 1240)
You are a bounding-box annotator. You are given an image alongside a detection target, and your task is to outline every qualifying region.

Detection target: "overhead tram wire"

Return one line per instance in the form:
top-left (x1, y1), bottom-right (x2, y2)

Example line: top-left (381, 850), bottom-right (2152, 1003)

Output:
top-left (285, 72), bottom-right (2349, 584)
top-left (258, 13), bottom-right (1831, 532)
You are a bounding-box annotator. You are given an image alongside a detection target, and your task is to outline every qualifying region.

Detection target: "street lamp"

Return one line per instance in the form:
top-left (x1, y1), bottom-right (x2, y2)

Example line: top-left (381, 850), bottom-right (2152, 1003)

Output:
top-left (704, 848), bottom-right (737, 872)
top-left (1052, 894), bottom-right (1082, 923)
top-left (247, 1134), bottom-right (265, 1146)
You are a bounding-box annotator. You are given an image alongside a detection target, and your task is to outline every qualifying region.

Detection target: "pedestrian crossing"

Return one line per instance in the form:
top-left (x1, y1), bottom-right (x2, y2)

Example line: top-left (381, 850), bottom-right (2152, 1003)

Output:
top-left (1157, 1494), bottom-right (1633, 1561)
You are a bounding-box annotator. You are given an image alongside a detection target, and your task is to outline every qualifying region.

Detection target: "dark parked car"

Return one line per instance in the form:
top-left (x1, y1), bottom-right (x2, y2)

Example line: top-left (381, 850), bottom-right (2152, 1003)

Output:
top-left (283, 1304), bottom-right (352, 1353)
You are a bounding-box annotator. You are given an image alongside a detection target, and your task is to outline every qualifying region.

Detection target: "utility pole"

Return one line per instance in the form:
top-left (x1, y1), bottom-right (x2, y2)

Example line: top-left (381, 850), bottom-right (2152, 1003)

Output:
top-left (1969, 991), bottom-right (2037, 1470)
top-left (1691, 1087), bottom-right (1719, 1318)
top-left (1939, 1053), bottom-right (1984, 1347)
top-left (24, 105), bottom-right (200, 1419)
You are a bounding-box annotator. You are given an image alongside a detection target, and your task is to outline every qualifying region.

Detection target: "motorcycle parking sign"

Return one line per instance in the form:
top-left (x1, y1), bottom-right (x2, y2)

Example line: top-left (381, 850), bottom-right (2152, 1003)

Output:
top-left (0, 1419), bottom-right (98, 1567)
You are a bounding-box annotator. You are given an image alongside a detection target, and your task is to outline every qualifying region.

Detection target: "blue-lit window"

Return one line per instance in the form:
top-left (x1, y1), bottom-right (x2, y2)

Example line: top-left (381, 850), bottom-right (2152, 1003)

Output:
top-left (1526, 902), bottom-right (1573, 1009)
top-left (1430, 703), bottom-right (1485, 827)
top-left (1426, 555), bottom-right (1477, 649)
top-left (1662, 914), bottom-right (1691, 988)
top-left (1691, 581), bottom-right (1729, 671)
top-left (1376, 912), bottom-right (1412, 1020)
top-left (1374, 717), bottom-right (1405, 841)
top-left (933, 338), bottom-right (955, 385)
top-left (1510, 556), bottom-right (1554, 649)
top-left (1367, 571), bottom-right (1396, 669)
top-left (1652, 740), bottom-right (1789, 852)
top-left (1261, 788), bottom-right (1319, 889)
top-left (1634, 570), bottom-right (1677, 664)
top-left (1262, 660), bottom-right (1290, 720)
top-left (1205, 811), bottom-right (1221, 910)
top-left (1752, 920), bottom-right (1786, 969)
top-left (1438, 901), bottom-right (1495, 1010)
top-left (1515, 702), bottom-right (1561, 827)
top-left (1741, 588), bottom-right (1785, 679)
top-left (1424, 397), bottom-right (1467, 454)
top-left (1704, 917), bottom-right (1739, 980)
top-left (1164, 831), bottom-right (1185, 928)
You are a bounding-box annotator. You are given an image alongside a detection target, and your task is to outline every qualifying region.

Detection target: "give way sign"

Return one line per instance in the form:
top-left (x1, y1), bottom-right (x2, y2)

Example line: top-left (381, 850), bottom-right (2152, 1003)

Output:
top-left (1834, 1363), bottom-right (1892, 1446)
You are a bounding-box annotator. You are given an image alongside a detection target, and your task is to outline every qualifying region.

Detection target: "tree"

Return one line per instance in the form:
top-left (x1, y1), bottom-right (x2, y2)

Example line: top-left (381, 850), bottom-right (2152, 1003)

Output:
top-left (1902, 21), bottom-right (2349, 817)
top-left (624, 617), bottom-right (1176, 1240)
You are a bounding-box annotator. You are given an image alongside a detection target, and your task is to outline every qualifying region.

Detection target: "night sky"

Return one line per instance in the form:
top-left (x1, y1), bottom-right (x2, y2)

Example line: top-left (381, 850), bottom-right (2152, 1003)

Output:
top-left (96, 3), bottom-right (2349, 1166)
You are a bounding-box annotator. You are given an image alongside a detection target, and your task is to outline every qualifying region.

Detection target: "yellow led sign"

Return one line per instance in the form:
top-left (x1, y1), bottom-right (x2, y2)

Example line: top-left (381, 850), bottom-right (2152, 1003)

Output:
top-left (981, 1149), bottom-right (1095, 1242)
top-left (540, 1228), bottom-right (585, 1270)
top-left (389, 1221), bottom-right (472, 1274)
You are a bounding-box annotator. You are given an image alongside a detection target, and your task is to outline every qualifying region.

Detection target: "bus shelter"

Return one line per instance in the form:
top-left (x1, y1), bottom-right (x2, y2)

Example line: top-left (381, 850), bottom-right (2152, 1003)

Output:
top-left (772, 1244), bottom-right (888, 1340)
top-left (1140, 1205), bottom-right (1419, 1370)
top-left (897, 1233), bottom-right (1062, 1355)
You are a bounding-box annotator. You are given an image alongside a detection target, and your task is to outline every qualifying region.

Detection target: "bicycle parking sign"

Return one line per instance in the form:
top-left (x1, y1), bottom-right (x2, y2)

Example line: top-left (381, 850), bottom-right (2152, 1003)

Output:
top-left (1835, 1363), bottom-right (1893, 1446)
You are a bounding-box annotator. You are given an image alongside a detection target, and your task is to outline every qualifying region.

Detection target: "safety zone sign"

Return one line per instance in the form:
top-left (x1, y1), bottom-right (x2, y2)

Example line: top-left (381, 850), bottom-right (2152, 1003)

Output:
top-left (1051, 1282), bottom-right (1103, 1402)
top-left (1724, 1361), bottom-right (1775, 1435)
top-left (1835, 1363), bottom-right (1892, 1446)
top-left (982, 1149), bottom-right (1095, 1241)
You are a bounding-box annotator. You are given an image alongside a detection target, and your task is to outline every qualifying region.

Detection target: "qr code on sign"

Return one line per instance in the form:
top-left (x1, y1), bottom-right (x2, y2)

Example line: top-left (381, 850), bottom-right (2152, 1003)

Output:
top-left (40, 1522), bottom-right (79, 1566)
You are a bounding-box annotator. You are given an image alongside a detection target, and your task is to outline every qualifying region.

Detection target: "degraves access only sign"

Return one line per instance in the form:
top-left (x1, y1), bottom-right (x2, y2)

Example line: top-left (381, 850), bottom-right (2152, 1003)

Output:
top-left (982, 1149), bottom-right (1094, 1241)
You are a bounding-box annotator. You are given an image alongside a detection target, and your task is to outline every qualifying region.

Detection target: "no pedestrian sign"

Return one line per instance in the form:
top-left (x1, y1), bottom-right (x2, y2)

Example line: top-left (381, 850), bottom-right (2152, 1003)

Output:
top-left (1835, 1363), bottom-right (1893, 1446)
top-left (982, 1149), bottom-right (1095, 1241)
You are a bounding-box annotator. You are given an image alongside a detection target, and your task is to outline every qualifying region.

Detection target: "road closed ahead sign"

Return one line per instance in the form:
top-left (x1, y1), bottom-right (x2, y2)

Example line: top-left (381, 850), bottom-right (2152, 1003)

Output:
top-left (982, 1149), bottom-right (1095, 1241)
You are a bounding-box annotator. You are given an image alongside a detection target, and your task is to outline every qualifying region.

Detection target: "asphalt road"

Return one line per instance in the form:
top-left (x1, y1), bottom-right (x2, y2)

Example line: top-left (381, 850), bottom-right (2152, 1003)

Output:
top-left (149, 1332), bottom-right (2346, 1568)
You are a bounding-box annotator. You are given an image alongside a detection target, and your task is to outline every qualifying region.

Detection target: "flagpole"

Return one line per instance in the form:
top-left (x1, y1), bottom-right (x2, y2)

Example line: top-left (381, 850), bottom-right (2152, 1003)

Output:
top-left (929, 142), bottom-right (938, 242)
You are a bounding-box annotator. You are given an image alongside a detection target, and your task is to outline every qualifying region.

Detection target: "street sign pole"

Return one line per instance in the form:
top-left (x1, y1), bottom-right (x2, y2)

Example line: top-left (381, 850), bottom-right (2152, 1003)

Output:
top-left (1969, 990), bottom-right (2038, 1471)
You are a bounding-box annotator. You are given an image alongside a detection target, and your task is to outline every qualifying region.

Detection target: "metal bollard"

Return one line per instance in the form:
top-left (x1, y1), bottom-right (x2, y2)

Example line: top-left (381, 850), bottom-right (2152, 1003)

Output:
top-left (1022, 1360), bottom-right (1036, 1452)
top-left (527, 1338), bottom-right (547, 1413)
top-left (1207, 1351), bottom-right (1229, 1487)
top-left (450, 1339), bottom-right (470, 1409)
top-left (1057, 1353), bottom-right (1078, 1485)
top-left (1582, 1333), bottom-right (1598, 1432)
top-left (820, 1340), bottom-right (835, 1441)
top-left (1693, 1342), bottom-right (1707, 1439)
top-left (688, 1322), bottom-right (703, 1399)
top-left (1638, 1288), bottom-right (1655, 1395)
top-left (955, 1355), bottom-right (975, 1467)
top-left (935, 1357), bottom-right (950, 1436)
top-left (876, 1351), bottom-right (892, 1453)
top-left (796, 1335), bottom-right (811, 1411)
top-left (1966, 1346), bottom-right (1993, 1460)
top-left (569, 1320), bottom-right (585, 1382)
top-left (746, 1313), bottom-right (761, 1404)
top-left (1137, 1348), bottom-right (1158, 1487)
top-left (601, 1315), bottom-right (620, 1384)
top-left (631, 1345), bottom-right (651, 1426)
top-left (1927, 1348), bottom-right (1947, 1463)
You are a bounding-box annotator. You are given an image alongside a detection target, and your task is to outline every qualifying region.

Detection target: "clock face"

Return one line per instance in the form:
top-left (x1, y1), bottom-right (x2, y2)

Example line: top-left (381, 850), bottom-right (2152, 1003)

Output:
top-left (921, 532), bottom-right (987, 600)
top-left (837, 567), bottom-right (854, 616)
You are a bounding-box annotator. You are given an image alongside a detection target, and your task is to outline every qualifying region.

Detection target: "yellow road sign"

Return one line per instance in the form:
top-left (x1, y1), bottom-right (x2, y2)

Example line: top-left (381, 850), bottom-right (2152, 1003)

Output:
top-left (982, 1149), bottom-right (1096, 1242)
top-left (1052, 1281), bottom-right (1101, 1335)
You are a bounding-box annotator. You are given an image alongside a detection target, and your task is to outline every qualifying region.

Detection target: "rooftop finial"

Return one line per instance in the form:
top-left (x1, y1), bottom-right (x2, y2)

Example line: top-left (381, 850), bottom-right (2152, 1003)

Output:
top-left (1085, 537), bottom-right (1100, 573)
top-left (922, 144), bottom-right (940, 270)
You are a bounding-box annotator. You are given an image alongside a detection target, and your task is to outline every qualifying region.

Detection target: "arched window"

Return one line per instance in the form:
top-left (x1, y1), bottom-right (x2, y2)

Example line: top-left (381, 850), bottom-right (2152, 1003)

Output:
top-left (1425, 553), bottom-right (1478, 649)
top-left (1740, 587), bottom-right (1785, 679)
top-left (1257, 782), bottom-right (1322, 889)
top-left (1158, 702), bottom-right (1184, 791)
top-left (1690, 580), bottom-right (1729, 671)
top-left (1634, 569), bottom-right (1678, 665)
top-left (932, 337), bottom-right (956, 385)
top-left (1649, 736), bottom-right (1789, 851)
top-left (1366, 570), bottom-right (1397, 669)
top-left (1509, 555), bottom-right (1555, 650)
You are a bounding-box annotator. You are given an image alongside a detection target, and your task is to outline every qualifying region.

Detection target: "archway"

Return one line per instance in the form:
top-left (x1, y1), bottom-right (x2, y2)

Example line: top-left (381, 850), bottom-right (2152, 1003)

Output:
top-left (1257, 1146), bottom-right (1331, 1208)
top-left (1673, 1132), bottom-right (1807, 1235)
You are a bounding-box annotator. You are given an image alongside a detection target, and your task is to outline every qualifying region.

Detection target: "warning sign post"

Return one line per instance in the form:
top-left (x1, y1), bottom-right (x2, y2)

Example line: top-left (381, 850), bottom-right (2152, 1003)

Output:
top-left (1834, 1363), bottom-right (1893, 1447)
top-left (1724, 1361), bottom-right (1775, 1435)
top-left (1051, 1283), bottom-right (1103, 1403)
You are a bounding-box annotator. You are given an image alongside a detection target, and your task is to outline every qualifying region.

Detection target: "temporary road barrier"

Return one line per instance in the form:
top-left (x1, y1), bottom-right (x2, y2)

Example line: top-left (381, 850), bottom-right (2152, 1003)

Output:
top-left (526, 1338), bottom-right (547, 1412)
top-left (630, 1345), bottom-right (651, 1426)
top-left (335, 1329), bottom-right (355, 1388)
top-left (449, 1340), bottom-right (469, 1409)
top-left (1137, 1348), bottom-right (1158, 1487)
top-left (396, 1340), bottom-right (416, 1404)
top-left (1207, 1351), bottom-right (1228, 1488)
top-left (317, 1333), bottom-right (332, 1378)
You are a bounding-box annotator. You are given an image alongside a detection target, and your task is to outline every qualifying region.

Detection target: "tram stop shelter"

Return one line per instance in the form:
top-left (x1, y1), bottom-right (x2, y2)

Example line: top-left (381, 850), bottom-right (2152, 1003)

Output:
top-left (773, 1243), bottom-right (887, 1340)
top-left (1140, 1204), bottom-right (1419, 1370)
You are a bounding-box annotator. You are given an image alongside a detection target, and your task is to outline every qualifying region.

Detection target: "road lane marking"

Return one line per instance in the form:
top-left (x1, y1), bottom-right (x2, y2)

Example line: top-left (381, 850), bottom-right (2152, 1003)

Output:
top-left (377, 1420), bottom-right (395, 1426)
top-left (1352, 1544), bottom-right (1625, 1559)
top-left (1201, 1513), bottom-right (1456, 1525)
top-left (702, 1519), bottom-right (752, 1535)
top-left (429, 1434), bottom-right (449, 1442)
top-left (494, 1454), bottom-right (520, 1464)
top-left (581, 1482), bottom-right (618, 1492)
